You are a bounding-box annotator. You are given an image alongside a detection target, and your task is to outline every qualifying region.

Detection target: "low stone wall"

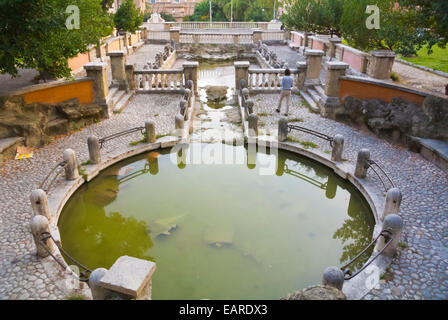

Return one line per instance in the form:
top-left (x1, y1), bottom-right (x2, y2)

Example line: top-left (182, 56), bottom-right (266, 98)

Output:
top-left (176, 43), bottom-right (256, 62)
top-left (0, 78), bottom-right (104, 147)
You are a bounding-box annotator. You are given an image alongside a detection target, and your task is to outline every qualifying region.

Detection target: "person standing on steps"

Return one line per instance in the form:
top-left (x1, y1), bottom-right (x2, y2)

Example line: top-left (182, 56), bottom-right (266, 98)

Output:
top-left (276, 68), bottom-right (293, 117)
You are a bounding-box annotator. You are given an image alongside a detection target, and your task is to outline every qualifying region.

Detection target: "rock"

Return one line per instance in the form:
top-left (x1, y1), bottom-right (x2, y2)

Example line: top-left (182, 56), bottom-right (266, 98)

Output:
top-left (206, 86), bottom-right (228, 102)
top-left (204, 225), bottom-right (234, 247)
top-left (43, 119), bottom-right (69, 136)
top-left (281, 285), bottom-right (346, 300)
top-left (149, 214), bottom-right (186, 238)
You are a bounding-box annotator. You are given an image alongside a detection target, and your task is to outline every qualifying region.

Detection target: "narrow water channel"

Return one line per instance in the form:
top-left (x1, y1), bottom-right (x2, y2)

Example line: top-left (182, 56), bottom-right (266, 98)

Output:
top-left (190, 62), bottom-right (244, 143)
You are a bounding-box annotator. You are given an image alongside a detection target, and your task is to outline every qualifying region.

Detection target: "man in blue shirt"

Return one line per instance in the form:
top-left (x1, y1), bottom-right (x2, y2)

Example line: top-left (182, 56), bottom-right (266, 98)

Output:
top-left (276, 68), bottom-right (293, 116)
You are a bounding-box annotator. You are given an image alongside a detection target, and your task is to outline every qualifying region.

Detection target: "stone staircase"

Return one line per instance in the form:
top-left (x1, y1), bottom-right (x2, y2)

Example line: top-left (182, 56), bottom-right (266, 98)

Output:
top-left (299, 84), bottom-right (326, 113)
top-left (107, 87), bottom-right (134, 114)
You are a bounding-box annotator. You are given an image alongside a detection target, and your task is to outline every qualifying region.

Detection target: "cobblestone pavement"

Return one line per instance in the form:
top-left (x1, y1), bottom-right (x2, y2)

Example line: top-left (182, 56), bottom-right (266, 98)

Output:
top-left (0, 93), bottom-right (181, 300)
top-left (253, 92), bottom-right (448, 300)
top-left (392, 61), bottom-right (448, 96)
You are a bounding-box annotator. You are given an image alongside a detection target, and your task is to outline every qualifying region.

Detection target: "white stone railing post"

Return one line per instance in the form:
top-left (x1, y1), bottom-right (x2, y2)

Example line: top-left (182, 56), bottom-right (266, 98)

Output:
top-left (296, 61), bottom-right (307, 90)
top-left (145, 121), bottom-right (156, 143)
top-left (88, 136), bottom-right (101, 165)
top-left (278, 118), bottom-right (288, 142)
top-left (30, 189), bottom-right (52, 223)
top-left (305, 50), bottom-right (325, 86)
top-left (235, 61), bottom-right (250, 92)
top-left (63, 149), bottom-right (79, 180)
top-left (30, 215), bottom-right (55, 258)
top-left (322, 266), bottom-right (345, 290)
top-left (355, 149), bottom-right (370, 179)
top-left (375, 214), bottom-right (403, 257)
top-left (183, 62), bottom-right (199, 94)
top-left (331, 134), bottom-right (344, 162)
top-left (381, 188), bottom-right (402, 221)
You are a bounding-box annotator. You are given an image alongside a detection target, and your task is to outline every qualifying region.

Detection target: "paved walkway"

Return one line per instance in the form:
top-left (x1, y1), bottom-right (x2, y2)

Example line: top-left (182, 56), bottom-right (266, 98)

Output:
top-left (254, 93), bottom-right (448, 300)
top-left (0, 93), bottom-right (181, 300)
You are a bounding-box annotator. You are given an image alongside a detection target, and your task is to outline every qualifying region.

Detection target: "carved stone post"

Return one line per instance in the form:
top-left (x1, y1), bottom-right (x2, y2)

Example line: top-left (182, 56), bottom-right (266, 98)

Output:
top-left (278, 118), bottom-right (288, 142)
top-left (381, 188), bottom-right (402, 221)
top-left (234, 61), bottom-right (250, 91)
top-left (30, 215), bottom-right (55, 258)
top-left (30, 189), bottom-right (51, 222)
top-left (169, 27), bottom-right (180, 43)
top-left (328, 38), bottom-right (342, 58)
top-left (88, 136), bottom-right (101, 165)
top-left (375, 214), bottom-right (403, 258)
top-left (63, 149), bottom-right (79, 180)
top-left (145, 121), bottom-right (156, 143)
top-left (296, 61), bottom-right (307, 90)
top-left (183, 62), bottom-right (199, 94)
top-left (331, 134), bottom-right (344, 162)
top-left (322, 266), bottom-right (345, 290)
top-left (355, 149), bottom-right (370, 179)
top-left (125, 64), bottom-right (136, 91)
top-left (367, 51), bottom-right (396, 79)
top-left (84, 62), bottom-right (110, 117)
top-left (252, 28), bottom-right (262, 44)
top-left (107, 51), bottom-right (127, 90)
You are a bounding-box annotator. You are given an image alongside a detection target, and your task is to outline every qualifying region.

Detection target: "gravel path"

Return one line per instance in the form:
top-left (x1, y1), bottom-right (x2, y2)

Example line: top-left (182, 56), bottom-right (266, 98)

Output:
top-left (0, 93), bottom-right (181, 300)
top-left (392, 61), bottom-right (448, 96)
top-left (253, 92), bottom-right (448, 300)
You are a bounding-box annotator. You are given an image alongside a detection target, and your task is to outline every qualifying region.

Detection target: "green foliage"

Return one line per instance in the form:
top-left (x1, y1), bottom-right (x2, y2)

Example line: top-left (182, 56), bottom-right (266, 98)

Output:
top-left (114, 0), bottom-right (144, 33)
top-left (340, 0), bottom-right (426, 55)
top-left (390, 72), bottom-right (400, 82)
top-left (188, 0), bottom-right (276, 22)
top-left (400, 45), bottom-right (448, 73)
top-left (282, 0), bottom-right (344, 36)
top-left (0, 0), bottom-right (113, 78)
top-left (101, 0), bottom-right (114, 11)
top-left (160, 13), bottom-right (176, 22)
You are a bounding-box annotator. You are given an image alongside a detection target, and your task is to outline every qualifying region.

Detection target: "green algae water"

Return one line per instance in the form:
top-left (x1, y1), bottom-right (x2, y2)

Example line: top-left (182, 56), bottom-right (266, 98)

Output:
top-left (58, 143), bottom-right (374, 299)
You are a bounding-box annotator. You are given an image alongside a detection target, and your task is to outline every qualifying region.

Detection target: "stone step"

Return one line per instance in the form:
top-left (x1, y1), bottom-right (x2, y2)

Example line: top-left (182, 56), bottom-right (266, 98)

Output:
top-left (299, 90), bottom-right (319, 113)
top-left (409, 136), bottom-right (448, 172)
top-left (113, 92), bottom-right (134, 113)
top-left (109, 87), bottom-right (119, 97)
top-left (314, 85), bottom-right (326, 97)
top-left (0, 137), bottom-right (25, 163)
top-left (112, 89), bottom-right (126, 105)
top-left (307, 88), bottom-right (321, 104)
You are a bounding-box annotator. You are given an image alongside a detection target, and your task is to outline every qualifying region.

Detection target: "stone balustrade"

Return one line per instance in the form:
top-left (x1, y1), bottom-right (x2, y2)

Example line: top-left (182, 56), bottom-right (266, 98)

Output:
top-left (134, 69), bottom-right (185, 92)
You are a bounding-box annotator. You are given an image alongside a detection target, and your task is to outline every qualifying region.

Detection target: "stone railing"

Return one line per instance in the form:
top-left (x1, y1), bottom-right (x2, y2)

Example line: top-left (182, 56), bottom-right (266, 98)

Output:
top-left (261, 31), bottom-right (286, 41)
top-left (179, 32), bottom-right (253, 44)
top-left (147, 30), bottom-right (170, 41)
top-left (247, 68), bottom-right (304, 91)
top-left (145, 21), bottom-right (277, 31)
top-left (133, 69), bottom-right (185, 92)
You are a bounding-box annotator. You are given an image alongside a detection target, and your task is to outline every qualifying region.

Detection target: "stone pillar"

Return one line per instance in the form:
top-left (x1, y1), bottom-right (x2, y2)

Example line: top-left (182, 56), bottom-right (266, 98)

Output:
top-left (328, 38), bottom-right (342, 58)
top-left (169, 27), bottom-right (180, 43)
top-left (278, 117), bottom-right (288, 142)
top-left (30, 189), bottom-right (51, 222)
top-left (331, 134), bottom-right (344, 162)
top-left (248, 114), bottom-right (258, 137)
top-left (367, 51), bottom-right (396, 79)
top-left (63, 149), bottom-right (79, 180)
top-left (175, 114), bottom-right (185, 137)
top-left (183, 62), bottom-right (199, 94)
top-left (305, 50), bottom-right (324, 86)
top-left (107, 51), bottom-right (127, 90)
top-left (193, 34), bottom-right (200, 44)
top-left (84, 62), bottom-right (109, 115)
top-left (252, 28), bottom-right (262, 44)
top-left (122, 32), bottom-right (130, 51)
top-left (98, 256), bottom-right (156, 300)
top-left (179, 99), bottom-right (188, 121)
top-left (88, 136), bottom-right (101, 165)
top-left (381, 188), bottom-right (402, 221)
top-left (234, 61), bottom-right (250, 91)
top-left (375, 214), bottom-right (403, 258)
top-left (304, 32), bottom-right (313, 48)
top-left (125, 64), bottom-right (136, 91)
top-left (30, 215), bottom-right (55, 258)
top-left (321, 61), bottom-right (349, 118)
top-left (296, 61), bottom-right (307, 90)
top-left (96, 42), bottom-right (106, 59)
top-left (355, 149), bottom-right (370, 179)
top-left (233, 34), bottom-right (239, 45)
top-left (322, 266), bottom-right (345, 290)
top-left (245, 99), bottom-right (254, 117)
top-left (145, 121), bottom-right (156, 143)
top-left (89, 268), bottom-right (109, 300)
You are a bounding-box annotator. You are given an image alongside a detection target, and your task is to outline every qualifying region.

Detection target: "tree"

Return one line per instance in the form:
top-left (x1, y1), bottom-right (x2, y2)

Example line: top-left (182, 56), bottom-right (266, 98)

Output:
top-left (0, 0), bottom-right (113, 79)
top-left (340, 0), bottom-right (425, 55)
top-left (101, 0), bottom-right (114, 12)
top-left (282, 0), bottom-right (344, 36)
top-left (114, 0), bottom-right (144, 33)
top-left (160, 12), bottom-right (176, 22)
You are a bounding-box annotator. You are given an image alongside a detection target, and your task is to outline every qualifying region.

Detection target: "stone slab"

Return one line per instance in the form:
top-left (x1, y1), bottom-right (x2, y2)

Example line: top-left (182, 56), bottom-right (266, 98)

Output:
top-left (99, 255), bottom-right (156, 298)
